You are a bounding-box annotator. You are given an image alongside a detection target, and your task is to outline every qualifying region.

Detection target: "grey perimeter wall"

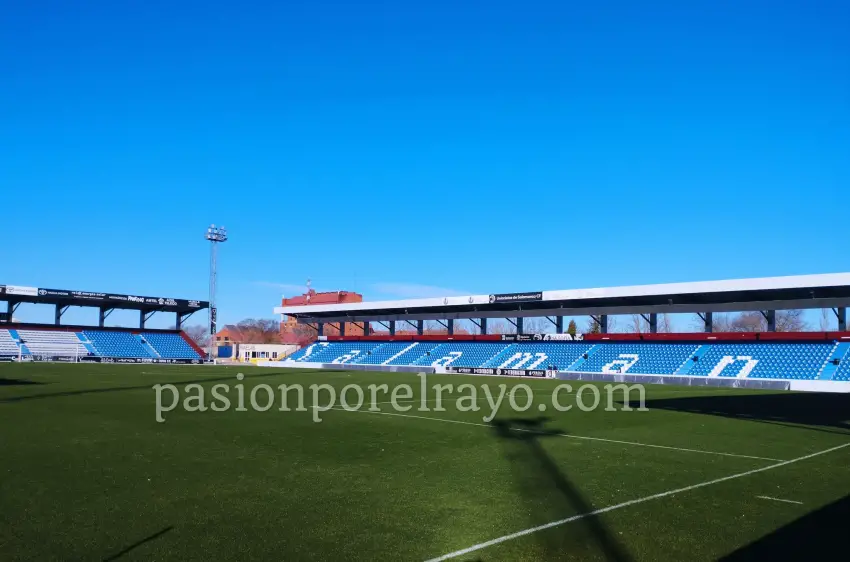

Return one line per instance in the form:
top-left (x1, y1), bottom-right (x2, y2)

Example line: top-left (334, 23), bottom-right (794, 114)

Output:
top-left (267, 361), bottom-right (850, 393)
top-left (556, 371), bottom-right (790, 390)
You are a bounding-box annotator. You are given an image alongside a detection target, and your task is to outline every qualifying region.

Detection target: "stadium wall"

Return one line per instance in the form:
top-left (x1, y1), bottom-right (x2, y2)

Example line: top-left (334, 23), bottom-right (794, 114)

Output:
top-left (260, 362), bottom-right (850, 393)
top-left (255, 361), bottom-right (431, 374)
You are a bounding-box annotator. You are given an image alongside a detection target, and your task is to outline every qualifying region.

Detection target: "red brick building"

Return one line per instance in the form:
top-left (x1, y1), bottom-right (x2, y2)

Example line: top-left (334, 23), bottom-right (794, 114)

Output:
top-left (279, 289), bottom-right (364, 343)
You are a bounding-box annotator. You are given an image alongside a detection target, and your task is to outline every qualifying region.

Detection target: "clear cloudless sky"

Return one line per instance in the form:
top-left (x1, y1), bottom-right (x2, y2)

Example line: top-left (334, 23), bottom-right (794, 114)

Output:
top-left (0, 0), bottom-right (847, 328)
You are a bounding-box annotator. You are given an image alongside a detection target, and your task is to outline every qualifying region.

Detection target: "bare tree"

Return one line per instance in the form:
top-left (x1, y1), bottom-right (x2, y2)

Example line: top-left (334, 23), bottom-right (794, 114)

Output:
top-left (424, 320), bottom-right (444, 334)
top-left (712, 313), bottom-right (733, 333)
top-left (775, 309), bottom-right (807, 332)
top-left (291, 323), bottom-right (318, 347)
top-left (726, 310), bottom-right (808, 333)
top-left (729, 311), bottom-right (766, 332)
top-left (523, 317), bottom-right (548, 334)
top-left (183, 325), bottom-right (210, 347)
top-left (586, 315), bottom-right (619, 334)
top-left (489, 320), bottom-right (512, 334)
top-left (658, 313), bottom-right (674, 333)
top-left (820, 308), bottom-right (831, 331)
top-left (235, 318), bottom-right (282, 343)
top-left (630, 315), bottom-right (647, 334)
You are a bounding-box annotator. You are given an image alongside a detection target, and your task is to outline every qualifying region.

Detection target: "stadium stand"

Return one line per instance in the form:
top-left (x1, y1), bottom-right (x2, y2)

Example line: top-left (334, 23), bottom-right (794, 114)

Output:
top-left (577, 343), bottom-right (699, 375)
top-left (385, 342), bottom-right (445, 365)
top-left (0, 330), bottom-right (19, 357)
top-left (284, 339), bottom-right (850, 381)
top-left (411, 343), bottom-right (512, 367)
top-left (834, 352), bottom-right (850, 382)
top-left (2, 324), bottom-right (848, 382)
top-left (352, 342), bottom-right (424, 365)
top-left (0, 328), bottom-right (202, 361)
top-left (686, 342), bottom-right (835, 380)
top-left (141, 332), bottom-right (202, 359)
top-left (84, 331), bottom-right (155, 358)
top-left (484, 342), bottom-right (593, 370)
top-left (286, 341), bottom-right (382, 364)
top-left (17, 329), bottom-right (91, 358)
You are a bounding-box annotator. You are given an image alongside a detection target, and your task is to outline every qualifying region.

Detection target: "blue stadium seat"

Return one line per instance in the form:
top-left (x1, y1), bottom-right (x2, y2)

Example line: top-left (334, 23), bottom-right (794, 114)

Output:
top-left (285, 342), bottom-right (383, 364)
top-left (286, 339), bottom-right (840, 381)
top-left (688, 343), bottom-right (833, 380)
top-left (483, 343), bottom-right (594, 370)
top-left (411, 343), bottom-right (511, 367)
top-left (141, 332), bottom-right (202, 359)
top-left (833, 356), bottom-right (850, 381)
top-left (577, 343), bottom-right (699, 375)
top-left (84, 331), bottom-right (155, 358)
top-left (386, 342), bottom-right (444, 365)
top-left (353, 342), bottom-right (423, 365)
top-left (0, 329), bottom-right (21, 356)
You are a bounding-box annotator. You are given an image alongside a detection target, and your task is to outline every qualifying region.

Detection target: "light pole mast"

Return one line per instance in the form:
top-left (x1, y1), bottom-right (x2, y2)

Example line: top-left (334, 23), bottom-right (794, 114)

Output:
top-left (205, 224), bottom-right (228, 361)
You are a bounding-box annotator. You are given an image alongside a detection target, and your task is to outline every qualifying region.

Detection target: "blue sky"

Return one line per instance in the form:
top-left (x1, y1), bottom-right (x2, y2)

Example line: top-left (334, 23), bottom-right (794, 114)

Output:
top-left (1, 0), bottom-right (847, 329)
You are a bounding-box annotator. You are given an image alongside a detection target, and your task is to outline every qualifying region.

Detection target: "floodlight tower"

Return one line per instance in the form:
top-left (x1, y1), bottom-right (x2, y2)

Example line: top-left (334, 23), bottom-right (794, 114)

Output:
top-left (205, 224), bottom-right (228, 360)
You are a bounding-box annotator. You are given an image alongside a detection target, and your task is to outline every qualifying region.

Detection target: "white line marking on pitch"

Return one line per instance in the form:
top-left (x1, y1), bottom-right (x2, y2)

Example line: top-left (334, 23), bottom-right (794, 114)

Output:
top-left (321, 407), bottom-right (784, 462)
top-left (756, 495), bottom-right (803, 505)
top-left (368, 398), bottom-right (491, 405)
top-left (423, 443), bottom-right (849, 562)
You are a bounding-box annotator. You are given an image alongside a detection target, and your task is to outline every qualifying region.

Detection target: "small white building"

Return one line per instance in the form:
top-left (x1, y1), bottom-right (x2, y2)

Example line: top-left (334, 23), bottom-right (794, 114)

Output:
top-left (237, 343), bottom-right (298, 363)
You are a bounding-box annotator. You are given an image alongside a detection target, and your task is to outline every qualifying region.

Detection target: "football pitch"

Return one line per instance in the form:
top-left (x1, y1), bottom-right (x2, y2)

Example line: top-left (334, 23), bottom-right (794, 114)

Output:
top-left (1, 363), bottom-right (848, 561)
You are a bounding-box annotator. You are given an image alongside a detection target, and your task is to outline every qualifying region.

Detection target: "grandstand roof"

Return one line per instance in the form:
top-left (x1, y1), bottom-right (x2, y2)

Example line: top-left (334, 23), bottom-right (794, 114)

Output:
top-left (0, 283), bottom-right (208, 314)
top-left (274, 273), bottom-right (850, 323)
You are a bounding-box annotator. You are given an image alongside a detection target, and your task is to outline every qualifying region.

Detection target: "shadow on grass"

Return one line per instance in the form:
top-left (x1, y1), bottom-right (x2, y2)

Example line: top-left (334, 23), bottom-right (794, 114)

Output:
top-left (0, 371), bottom-right (291, 404)
top-left (0, 378), bottom-right (45, 386)
top-left (721, 494), bottom-right (850, 560)
top-left (491, 417), bottom-right (632, 561)
top-left (631, 392), bottom-right (850, 434)
top-left (102, 525), bottom-right (173, 561)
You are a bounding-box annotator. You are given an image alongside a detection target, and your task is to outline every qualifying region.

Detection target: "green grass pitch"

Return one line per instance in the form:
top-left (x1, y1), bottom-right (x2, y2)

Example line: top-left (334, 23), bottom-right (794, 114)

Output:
top-left (1, 363), bottom-right (848, 561)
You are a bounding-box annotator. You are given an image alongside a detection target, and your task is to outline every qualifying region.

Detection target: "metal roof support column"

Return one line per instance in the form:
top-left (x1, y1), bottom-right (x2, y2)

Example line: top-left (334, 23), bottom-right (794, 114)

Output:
top-left (141, 309), bottom-right (158, 330)
top-left (760, 310), bottom-right (776, 332)
top-left (55, 304), bottom-right (69, 326)
top-left (833, 307), bottom-right (846, 332)
top-left (447, 319), bottom-right (454, 336)
top-left (99, 307), bottom-right (114, 328)
top-left (696, 312), bottom-right (713, 333)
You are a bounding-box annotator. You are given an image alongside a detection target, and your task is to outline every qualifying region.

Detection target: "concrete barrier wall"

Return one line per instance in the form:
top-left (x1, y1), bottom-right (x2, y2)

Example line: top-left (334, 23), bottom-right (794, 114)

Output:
top-left (259, 361), bottom-right (435, 374)
top-left (263, 362), bottom-right (850, 393)
top-left (556, 371), bottom-right (791, 391)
